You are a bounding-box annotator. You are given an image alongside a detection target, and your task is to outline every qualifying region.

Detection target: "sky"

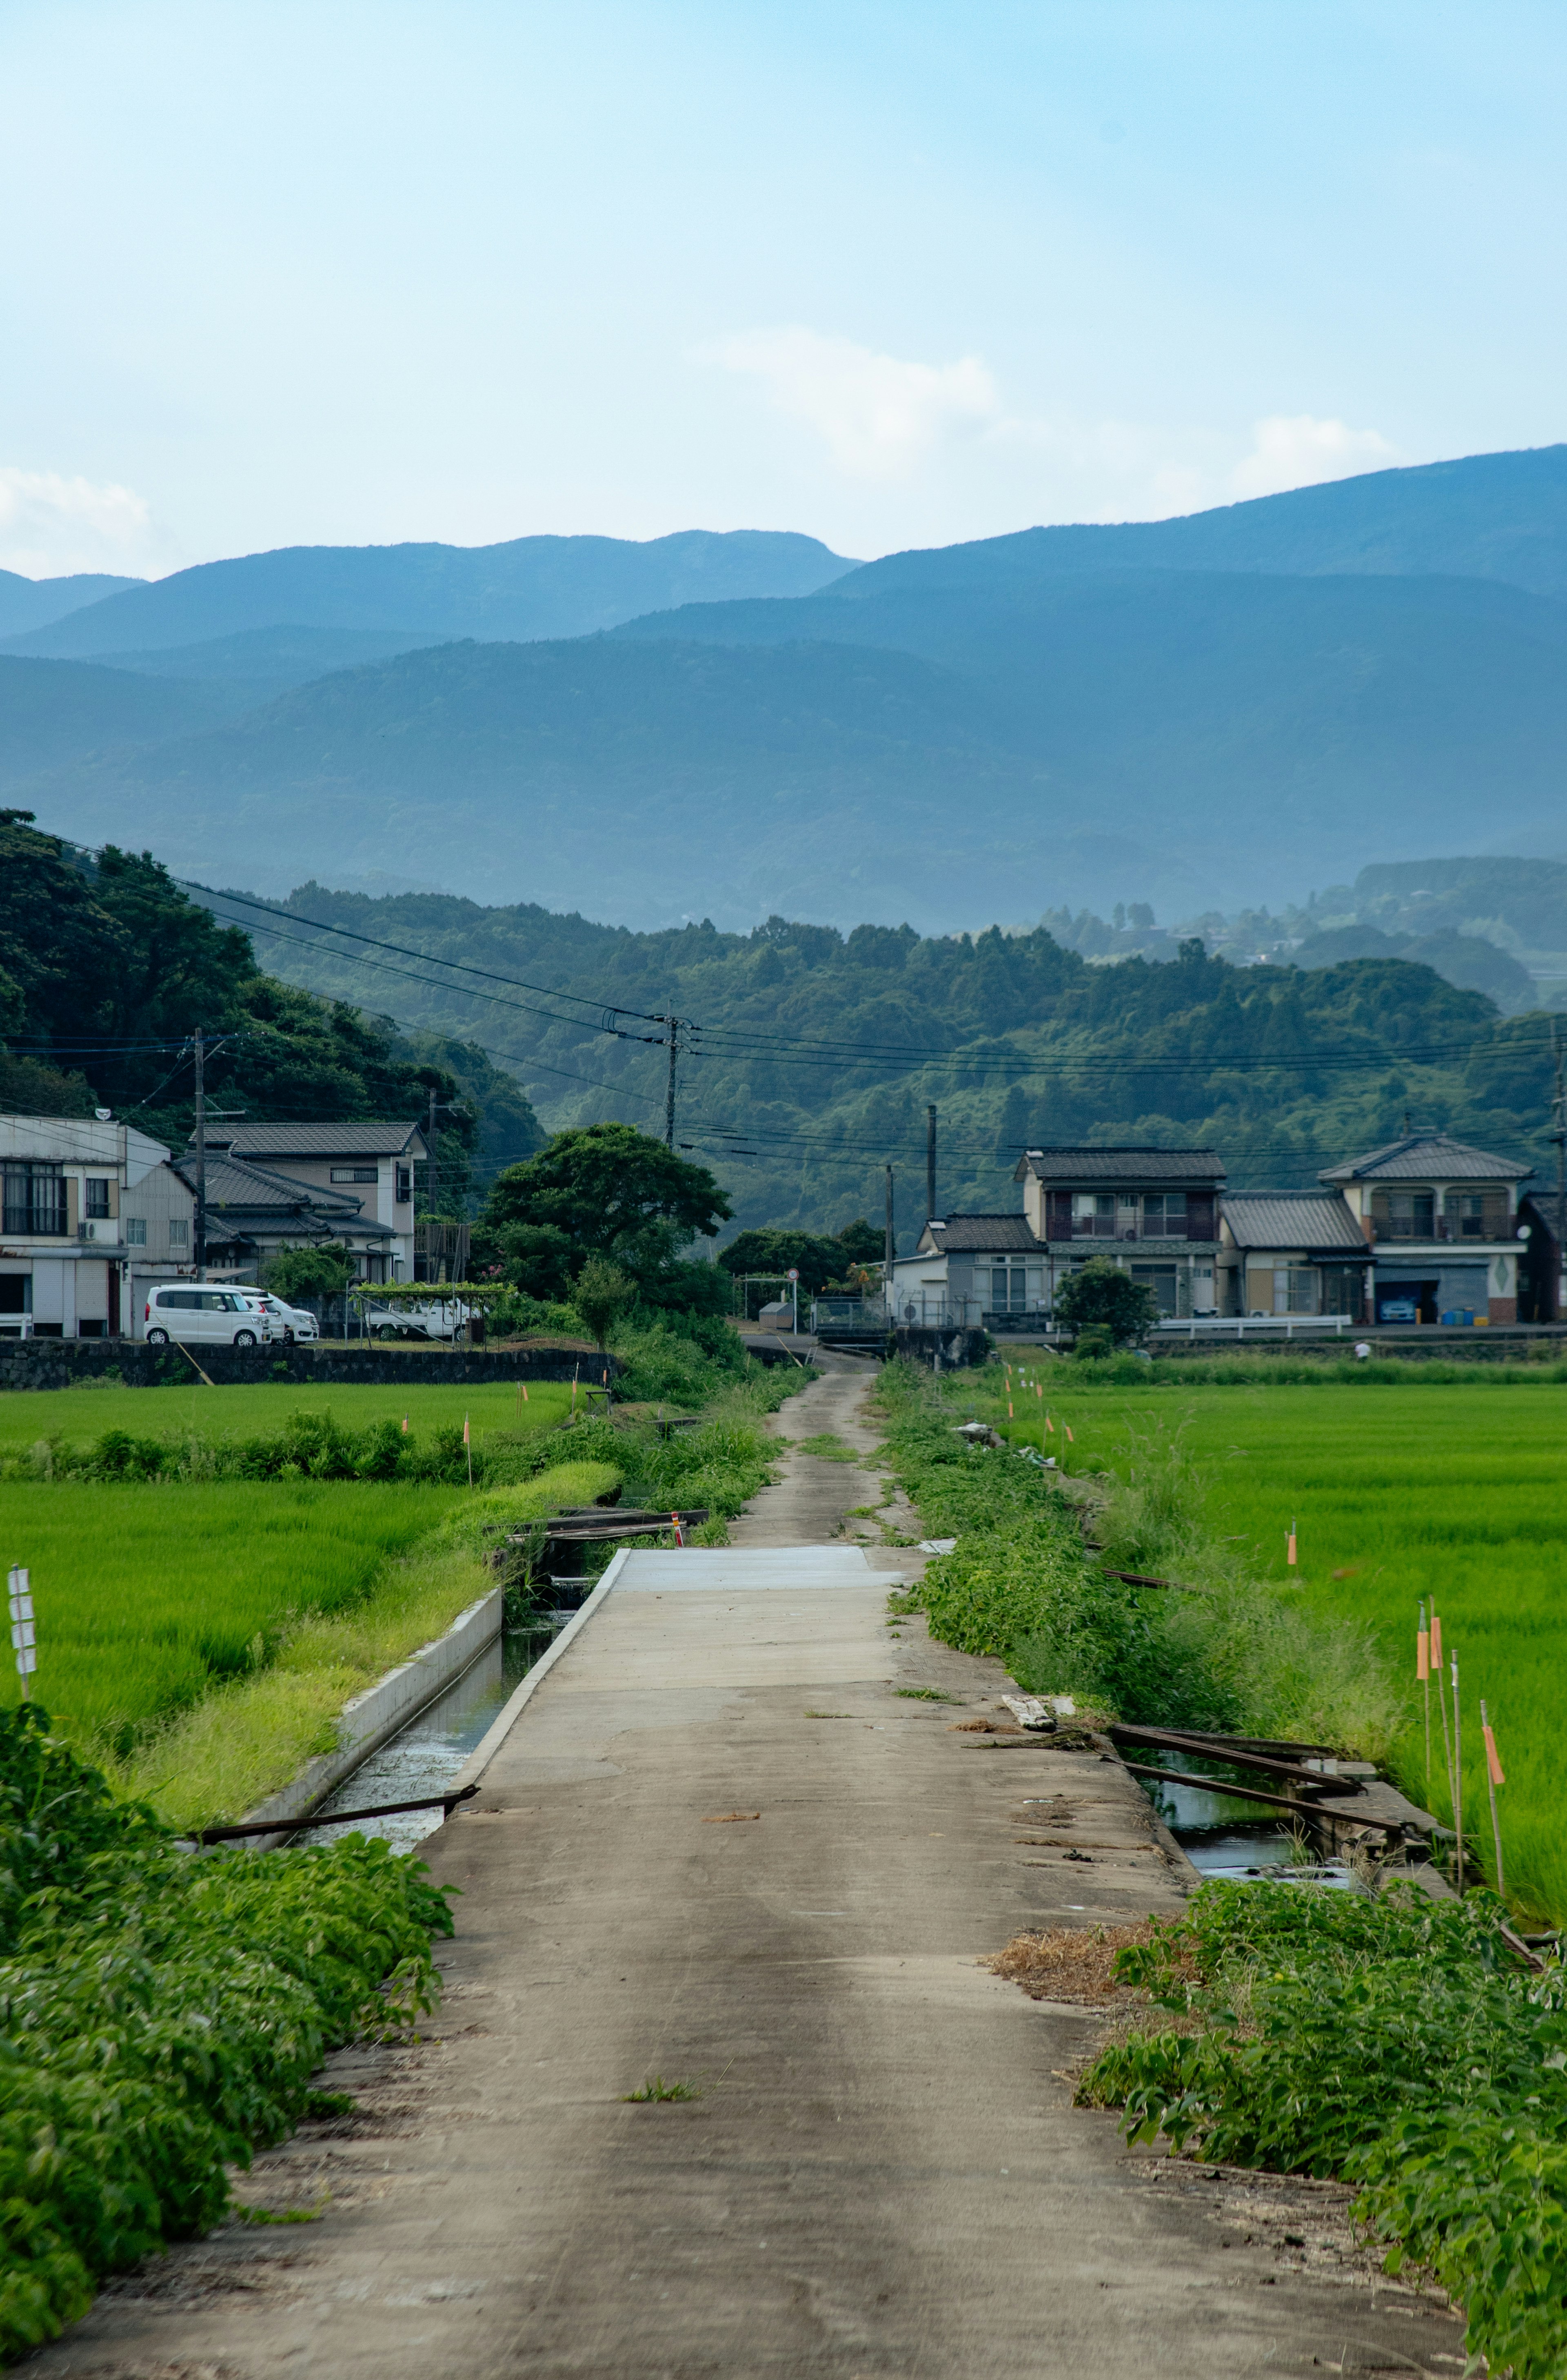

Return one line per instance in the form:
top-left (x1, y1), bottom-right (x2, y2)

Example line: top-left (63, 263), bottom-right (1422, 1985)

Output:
top-left (2, 0), bottom-right (1565, 579)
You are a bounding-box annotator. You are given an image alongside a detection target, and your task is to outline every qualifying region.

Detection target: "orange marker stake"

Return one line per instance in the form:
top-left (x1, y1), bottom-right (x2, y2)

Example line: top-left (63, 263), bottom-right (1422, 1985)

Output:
top-left (401, 1413), bottom-right (409, 1434)
top-left (463, 1411), bottom-right (473, 1489)
top-left (1064, 1423), bottom-right (1074, 1443)
top-left (1417, 1602), bottom-right (1431, 1797)
top-left (1480, 1697), bottom-right (1505, 1899)
top-left (1431, 1609), bottom-right (1454, 1826)
top-left (1286, 1520), bottom-right (1298, 1567)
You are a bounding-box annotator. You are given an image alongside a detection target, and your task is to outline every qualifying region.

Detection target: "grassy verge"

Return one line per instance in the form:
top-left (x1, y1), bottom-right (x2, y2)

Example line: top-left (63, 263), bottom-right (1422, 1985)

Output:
top-left (988, 1371), bottom-right (1567, 1924)
top-left (876, 1360), bottom-right (1402, 1755)
top-left (113, 1461), bottom-right (620, 1831)
top-left (0, 1705), bottom-right (455, 2363)
top-left (1075, 1880), bottom-right (1567, 2380)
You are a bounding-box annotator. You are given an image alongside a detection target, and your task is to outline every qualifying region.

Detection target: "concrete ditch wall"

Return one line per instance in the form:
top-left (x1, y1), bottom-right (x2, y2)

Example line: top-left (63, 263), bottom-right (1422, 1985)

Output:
top-left (239, 1585), bottom-right (505, 1847)
top-left (0, 1339), bottom-right (619, 1392)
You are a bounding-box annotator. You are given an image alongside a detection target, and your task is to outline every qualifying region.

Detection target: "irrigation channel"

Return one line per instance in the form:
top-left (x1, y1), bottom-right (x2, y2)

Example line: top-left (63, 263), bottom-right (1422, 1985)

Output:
top-left (1145, 1763), bottom-right (1358, 1888)
top-left (295, 1593), bottom-right (583, 1854)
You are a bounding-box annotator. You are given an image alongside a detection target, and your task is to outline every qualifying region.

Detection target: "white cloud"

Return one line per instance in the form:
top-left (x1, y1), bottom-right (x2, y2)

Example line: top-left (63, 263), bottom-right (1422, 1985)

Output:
top-left (0, 465), bottom-right (156, 578)
top-left (704, 326), bottom-right (1000, 481)
top-left (1229, 414), bottom-right (1399, 501)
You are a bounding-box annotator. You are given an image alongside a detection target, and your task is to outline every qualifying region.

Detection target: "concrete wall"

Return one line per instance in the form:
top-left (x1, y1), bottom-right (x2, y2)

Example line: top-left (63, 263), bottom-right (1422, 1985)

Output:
top-left (0, 1338), bottom-right (620, 1392)
top-left (894, 1324), bottom-right (990, 1369)
top-left (240, 1585), bottom-right (504, 1846)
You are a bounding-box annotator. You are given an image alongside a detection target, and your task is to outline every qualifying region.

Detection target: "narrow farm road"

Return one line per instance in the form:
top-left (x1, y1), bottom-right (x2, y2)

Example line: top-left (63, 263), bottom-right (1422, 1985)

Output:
top-left (34, 1365), bottom-right (1465, 2378)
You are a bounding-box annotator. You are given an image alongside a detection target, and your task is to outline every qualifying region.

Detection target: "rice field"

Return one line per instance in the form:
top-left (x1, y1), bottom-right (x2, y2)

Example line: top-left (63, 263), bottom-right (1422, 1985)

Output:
top-left (0, 1478), bottom-right (466, 1735)
top-left (994, 1370), bottom-right (1567, 1926)
top-left (0, 1376), bottom-right (575, 1454)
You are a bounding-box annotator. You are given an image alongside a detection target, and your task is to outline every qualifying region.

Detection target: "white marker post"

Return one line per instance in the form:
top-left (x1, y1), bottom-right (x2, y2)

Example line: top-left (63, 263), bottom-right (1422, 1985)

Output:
top-left (9, 1567), bottom-right (35, 1702)
top-left (787, 1267), bottom-right (799, 1334)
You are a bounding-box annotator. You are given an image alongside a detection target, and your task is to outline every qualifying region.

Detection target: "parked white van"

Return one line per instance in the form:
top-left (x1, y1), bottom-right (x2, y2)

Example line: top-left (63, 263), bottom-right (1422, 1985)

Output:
top-left (143, 1286), bottom-right (277, 1347)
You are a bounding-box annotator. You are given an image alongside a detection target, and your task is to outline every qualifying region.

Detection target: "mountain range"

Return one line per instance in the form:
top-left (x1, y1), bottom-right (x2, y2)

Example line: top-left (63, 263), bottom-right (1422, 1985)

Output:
top-left (6, 446), bottom-right (1567, 927)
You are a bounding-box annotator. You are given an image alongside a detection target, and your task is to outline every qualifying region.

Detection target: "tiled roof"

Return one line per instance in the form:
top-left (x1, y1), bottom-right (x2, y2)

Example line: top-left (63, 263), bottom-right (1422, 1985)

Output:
top-left (192, 1121), bottom-right (426, 1159)
top-left (171, 1154), bottom-right (391, 1237)
top-left (1318, 1133), bottom-right (1533, 1184)
top-left (1013, 1146), bottom-right (1225, 1185)
top-left (921, 1214), bottom-right (1043, 1254)
top-left (1221, 1191), bottom-right (1366, 1251)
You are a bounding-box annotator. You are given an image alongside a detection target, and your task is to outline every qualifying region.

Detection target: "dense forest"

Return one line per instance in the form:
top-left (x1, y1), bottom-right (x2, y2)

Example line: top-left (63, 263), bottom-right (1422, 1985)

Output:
top-left (0, 811), bottom-right (542, 1209)
top-left (204, 876), bottom-right (1564, 1245)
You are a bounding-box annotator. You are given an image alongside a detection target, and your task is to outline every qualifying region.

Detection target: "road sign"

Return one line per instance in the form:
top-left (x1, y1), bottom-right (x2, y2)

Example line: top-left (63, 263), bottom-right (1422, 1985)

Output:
top-left (786, 1268), bottom-right (799, 1281)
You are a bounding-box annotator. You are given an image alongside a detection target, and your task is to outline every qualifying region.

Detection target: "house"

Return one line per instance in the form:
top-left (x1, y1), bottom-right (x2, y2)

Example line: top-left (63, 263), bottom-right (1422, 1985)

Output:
top-left (1315, 1132), bottom-right (1532, 1325)
top-left (1218, 1191), bottom-right (1370, 1319)
top-left (1012, 1146), bottom-right (1226, 1319)
top-left (0, 1114), bottom-right (195, 1338)
top-left (180, 1121), bottom-right (426, 1283)
top-left (889, 1215), bottom-right (1045, 1330)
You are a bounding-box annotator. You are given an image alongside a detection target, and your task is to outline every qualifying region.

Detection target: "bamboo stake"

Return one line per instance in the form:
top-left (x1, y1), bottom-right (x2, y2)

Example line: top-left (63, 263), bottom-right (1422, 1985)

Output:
top-left (1480, 1696), bottom-right (1505, 1899)
top-left (1417, 1601), bottom-right (1431, 1799)
top-left (1451, 1652), bottom-right (1464, 1894)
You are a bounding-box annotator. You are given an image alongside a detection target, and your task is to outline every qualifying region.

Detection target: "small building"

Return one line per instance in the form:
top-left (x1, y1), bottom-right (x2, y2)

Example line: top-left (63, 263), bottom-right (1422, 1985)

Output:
top-left (1316, 1132), bottom-right (1532, 1325)
top-left (1218, 1191), bottom-right (1370, 1318)
top-left (0, 1113), bottom-right (195, 1338)
top-left (1012, 1146), bottom-right (1226, 1319)
top-left (182, 1121), bottom-right (426, 1283)
top-left (890, 1214), bottom-right (1046, 1331)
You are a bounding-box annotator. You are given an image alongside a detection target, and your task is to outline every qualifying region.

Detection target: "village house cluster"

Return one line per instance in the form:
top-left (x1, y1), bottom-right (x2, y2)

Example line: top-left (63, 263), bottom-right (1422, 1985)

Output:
top-left (890, 1132), bottom-right (1550, 1331)
top-left (0, 1114), bottom-right (429, 1338)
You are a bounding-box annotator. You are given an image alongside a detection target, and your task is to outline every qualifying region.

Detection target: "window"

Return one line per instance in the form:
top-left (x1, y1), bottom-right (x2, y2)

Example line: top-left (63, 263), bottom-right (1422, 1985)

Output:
top-left (395, 1164), bottom-right (412, 1205)
top-left (158, 1289), bottom-right (199, 1310)
top-left (1142, 1193), bottom-right (1188, 1239)
top-left (1379, 1190), bottom-right (1434, 1239)
top-left (989, 1265), bottom-right (1028, 1312)
top-left (2, 1164), bottom-right (66, 1237)
top-left (1072, 1192), bottom-right (1118, 1237)
top-left (84, 1177), bottom-right (111, 1219)
top-left (125, 1218), bottom-right (147, 1247)
top-left (331, 1166), bottom-right (379, 1183)
top-left (169, 1219), bottom-right (189, 1247)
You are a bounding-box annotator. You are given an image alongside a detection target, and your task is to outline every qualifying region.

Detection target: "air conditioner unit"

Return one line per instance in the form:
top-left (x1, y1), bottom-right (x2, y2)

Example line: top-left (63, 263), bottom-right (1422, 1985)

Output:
top-left (77, 1222), bottom-right (96, 1242)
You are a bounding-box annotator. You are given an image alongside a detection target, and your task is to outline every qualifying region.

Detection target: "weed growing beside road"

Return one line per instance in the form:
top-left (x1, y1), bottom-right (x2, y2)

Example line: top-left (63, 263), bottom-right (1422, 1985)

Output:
top-left (1079, 1880), bottom-right (1567, 2380)
top-left (0, 1704), bottom-right (454, 2363)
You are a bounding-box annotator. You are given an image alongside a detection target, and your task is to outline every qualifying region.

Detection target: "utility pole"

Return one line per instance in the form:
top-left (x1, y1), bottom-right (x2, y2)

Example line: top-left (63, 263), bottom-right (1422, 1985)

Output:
top-left (193, 1028), bottom-right (206, 1285)
top-left (884, 1162), bottom-right (894, 1320)
top-left (1554, 1023), bottom-right (1566, 1323)
top-left (663, 1014), bottom-right (681, 1148)
top-left (1543, 1018), bottom-right (1552, 1333)
top-left (926, 1104), bottom-right (937, 1224)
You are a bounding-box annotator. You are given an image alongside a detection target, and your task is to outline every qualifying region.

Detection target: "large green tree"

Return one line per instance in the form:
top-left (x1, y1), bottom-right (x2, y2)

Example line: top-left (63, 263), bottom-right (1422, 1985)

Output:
top-left (719, 1222), bottom-right (881, 1296)
top-left (476, 1124), bottom-right (732, 1310)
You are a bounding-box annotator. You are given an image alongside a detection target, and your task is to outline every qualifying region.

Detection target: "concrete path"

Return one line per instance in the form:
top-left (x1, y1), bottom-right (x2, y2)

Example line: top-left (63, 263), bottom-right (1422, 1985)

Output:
top-left (35, 1369), bottom-right (1464, 2378)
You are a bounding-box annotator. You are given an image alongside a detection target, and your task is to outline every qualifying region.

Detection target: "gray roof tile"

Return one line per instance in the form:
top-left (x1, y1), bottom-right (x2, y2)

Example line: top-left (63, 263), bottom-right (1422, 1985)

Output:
top-left (192, 1121), bottom-right (426, 1159)
top-left (1221, 1192), bottom-right (1366, 1251)
top-left (1014, 1146), bottom-right (1225, 1185)
top-left (921, 1214), bottom-right (1043, 1254)
top-left (1318, 1133), bottom-right (1533, 1184)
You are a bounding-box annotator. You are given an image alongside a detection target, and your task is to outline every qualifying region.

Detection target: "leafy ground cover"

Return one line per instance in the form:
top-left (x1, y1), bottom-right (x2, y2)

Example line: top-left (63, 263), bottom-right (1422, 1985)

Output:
top-left (1077, 1880), bottom-right (1567, 2380)
top-left (0, 1703), bottom-right (455, 2363)
top-left (984, 1372), bottom-right (1567, 1926)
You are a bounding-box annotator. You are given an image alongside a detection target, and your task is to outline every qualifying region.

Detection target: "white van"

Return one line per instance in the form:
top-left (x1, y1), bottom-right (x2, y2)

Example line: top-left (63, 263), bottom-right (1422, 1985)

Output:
top-left (143, 1286), bottom-right (277, 1347)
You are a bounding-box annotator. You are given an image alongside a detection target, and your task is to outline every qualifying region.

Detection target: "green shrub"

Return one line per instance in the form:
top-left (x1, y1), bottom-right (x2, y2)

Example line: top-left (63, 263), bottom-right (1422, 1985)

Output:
top-left (0, 1705), bottom-right (453, 2361)
top-left (1080, 1880), bottom-right (1567, 2380)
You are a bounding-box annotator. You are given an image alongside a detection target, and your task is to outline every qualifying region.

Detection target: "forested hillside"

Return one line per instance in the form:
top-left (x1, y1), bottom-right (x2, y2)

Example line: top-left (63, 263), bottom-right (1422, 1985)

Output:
top-left (204, 876), bottom-right (1562, 1244)
top-left (0, 813), bottom-right (541, 1206)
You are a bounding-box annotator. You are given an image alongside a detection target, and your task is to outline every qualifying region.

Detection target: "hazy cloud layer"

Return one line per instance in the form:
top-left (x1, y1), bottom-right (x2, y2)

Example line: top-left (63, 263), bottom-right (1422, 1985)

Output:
top-left (0, 465), bottom-right (158, 578)
top-left (704, 328), bottom-right (1001, 481)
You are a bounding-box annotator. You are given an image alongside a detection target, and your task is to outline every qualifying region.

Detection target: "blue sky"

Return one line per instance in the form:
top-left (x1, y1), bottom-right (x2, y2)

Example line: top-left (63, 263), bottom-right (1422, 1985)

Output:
top-left (2, 0), bottom-right (1564, 576)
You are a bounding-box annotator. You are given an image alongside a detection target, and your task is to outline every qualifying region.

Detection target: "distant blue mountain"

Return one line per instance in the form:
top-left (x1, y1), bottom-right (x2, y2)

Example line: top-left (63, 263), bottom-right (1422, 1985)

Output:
top-left (0, 529), bottom-right (855, 658)
top-left (0, 569), bottom-right (144, 640)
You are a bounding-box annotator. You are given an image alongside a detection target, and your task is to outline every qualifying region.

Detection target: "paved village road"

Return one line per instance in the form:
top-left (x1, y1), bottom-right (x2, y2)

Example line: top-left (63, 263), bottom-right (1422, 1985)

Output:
top-left (33, 1363), bottom-right (1465, 2378)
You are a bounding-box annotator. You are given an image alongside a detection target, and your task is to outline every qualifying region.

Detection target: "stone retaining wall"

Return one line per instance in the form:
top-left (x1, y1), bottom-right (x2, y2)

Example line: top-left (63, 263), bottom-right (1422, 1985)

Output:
top-left (0, 1339), bottom-right (619, 1392)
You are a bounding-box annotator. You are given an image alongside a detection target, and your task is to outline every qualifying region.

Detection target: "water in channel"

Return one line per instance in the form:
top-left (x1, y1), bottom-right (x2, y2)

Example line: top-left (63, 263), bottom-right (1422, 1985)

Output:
top-left (1139, 1765), bottom-right (1356, 1890)
top-left (295, 1616), bottom-right (556, 1856)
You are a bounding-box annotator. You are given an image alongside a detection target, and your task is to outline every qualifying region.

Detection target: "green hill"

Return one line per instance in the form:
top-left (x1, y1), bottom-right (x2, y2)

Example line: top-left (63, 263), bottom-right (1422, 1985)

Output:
top-left (0, 655), bottom-right (266, 793)
top-left (200, 876), bottom-right (1562, 1245)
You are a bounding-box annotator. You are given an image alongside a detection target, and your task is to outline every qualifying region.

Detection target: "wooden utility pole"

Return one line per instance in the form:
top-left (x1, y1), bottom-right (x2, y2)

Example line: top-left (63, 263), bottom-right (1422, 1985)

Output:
top-left (1555, 1023), bottom-right (1566, 1322)
top-left (884, 1162), bottom-right (894, 1318)
top-left (193, 1028), bottom-right (206, 1281)
top-left (926, 1104), bottom-right (937, 1224)
top-left (665, 1016), bottom-right (680, 1148)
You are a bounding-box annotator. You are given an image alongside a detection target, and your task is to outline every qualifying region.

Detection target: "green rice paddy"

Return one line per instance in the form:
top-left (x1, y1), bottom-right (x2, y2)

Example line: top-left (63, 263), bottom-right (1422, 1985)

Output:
top-left (997, 1371), bottom-right (1567, 1926)
top-left (0, 1375), bottom-right (575, 1454)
